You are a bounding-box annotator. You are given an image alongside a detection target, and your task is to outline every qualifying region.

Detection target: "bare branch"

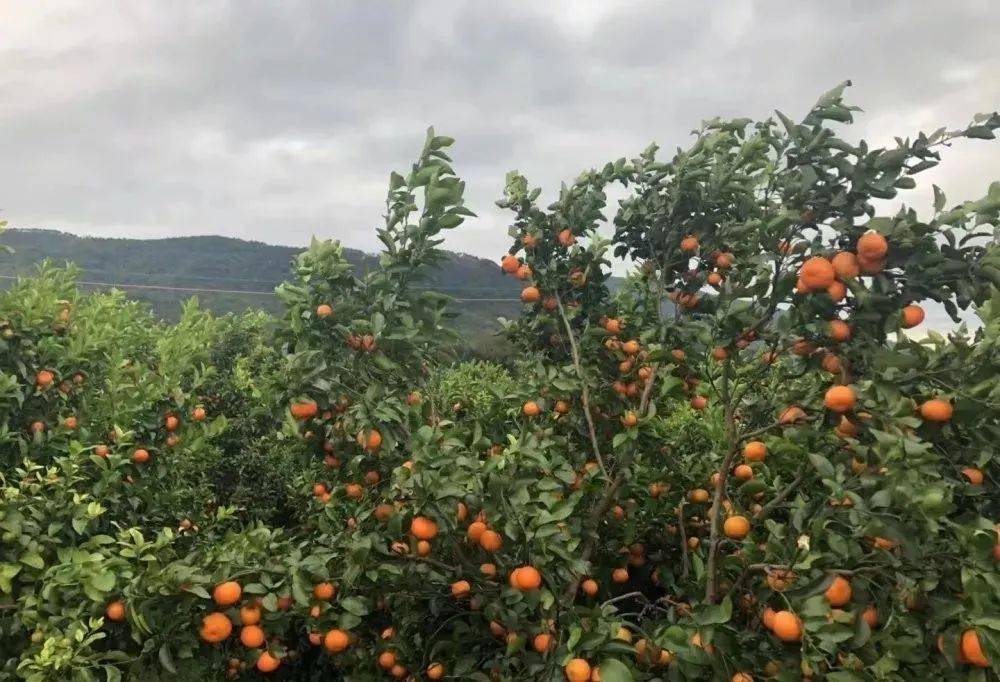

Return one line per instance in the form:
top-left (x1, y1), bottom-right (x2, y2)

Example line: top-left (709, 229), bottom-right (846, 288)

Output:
top-left (555, 295), bottom-right (608, 478)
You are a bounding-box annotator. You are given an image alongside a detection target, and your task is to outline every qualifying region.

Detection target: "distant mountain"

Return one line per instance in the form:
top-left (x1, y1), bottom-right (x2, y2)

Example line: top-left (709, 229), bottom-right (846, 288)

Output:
top-left (0, 229), bottom-right (522, 354)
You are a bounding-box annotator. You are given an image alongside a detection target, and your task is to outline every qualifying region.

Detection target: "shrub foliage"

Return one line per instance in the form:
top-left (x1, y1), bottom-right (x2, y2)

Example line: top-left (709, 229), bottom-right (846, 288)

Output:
top-left (1, 88), bottom-right (1000, 681)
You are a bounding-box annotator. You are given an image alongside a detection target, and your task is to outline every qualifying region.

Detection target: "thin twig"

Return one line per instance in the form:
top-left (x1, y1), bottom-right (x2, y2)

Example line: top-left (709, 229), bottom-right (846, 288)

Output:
top-left (555, 295), bottom-right (608, 478)
top-left (755, 469), bottom-right (807, 521)
top-left (602, 591), bottom-right (648, 607)
top-left (562, 472), bottom-right (625, 601)
top-left (677, 502), bottom-right (690, 581)
top-left (705, 356), bottom-right (736, 603)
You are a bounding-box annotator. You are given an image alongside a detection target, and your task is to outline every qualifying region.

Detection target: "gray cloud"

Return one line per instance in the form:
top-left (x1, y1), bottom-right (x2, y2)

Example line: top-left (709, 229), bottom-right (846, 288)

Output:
top-left (2, 1), bottom-right (998, 330)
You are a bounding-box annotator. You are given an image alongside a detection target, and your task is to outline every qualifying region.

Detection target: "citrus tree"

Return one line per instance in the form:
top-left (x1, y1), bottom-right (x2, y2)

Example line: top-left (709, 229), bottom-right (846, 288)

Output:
top-left (2, 89), bottom-right (1000, 682)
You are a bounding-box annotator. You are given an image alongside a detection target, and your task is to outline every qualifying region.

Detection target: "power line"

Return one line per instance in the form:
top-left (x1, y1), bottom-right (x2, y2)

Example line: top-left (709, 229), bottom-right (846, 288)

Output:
top-left (0, 273), bottom-right (520, 302)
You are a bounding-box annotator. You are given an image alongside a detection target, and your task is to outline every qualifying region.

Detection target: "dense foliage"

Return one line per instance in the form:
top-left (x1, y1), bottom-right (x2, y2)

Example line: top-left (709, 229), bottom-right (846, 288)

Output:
top-left (1, 87), bottom-right (999, 682)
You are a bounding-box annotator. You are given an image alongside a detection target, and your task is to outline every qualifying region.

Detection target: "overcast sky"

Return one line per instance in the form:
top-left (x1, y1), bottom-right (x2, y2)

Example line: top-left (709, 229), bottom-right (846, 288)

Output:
top-left (2, 1), bottom-right (998, 282)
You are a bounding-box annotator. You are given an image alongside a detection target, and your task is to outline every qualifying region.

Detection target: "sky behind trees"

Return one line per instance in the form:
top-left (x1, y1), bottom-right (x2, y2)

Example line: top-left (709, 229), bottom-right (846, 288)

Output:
top-left (2, 1), bottom-right (998, 332)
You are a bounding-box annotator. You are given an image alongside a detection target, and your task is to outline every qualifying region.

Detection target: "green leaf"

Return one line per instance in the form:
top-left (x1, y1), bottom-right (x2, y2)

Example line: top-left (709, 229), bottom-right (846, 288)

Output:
top-left (158, 644), bottom-right (177, 674)
top-left (340, 596), bottom-right (369, 616)
top-left (694, 596), bottom-right (732, 625)
top-left (19, 553), bottom-right (44, 570)
top-left (596, 658), bottom-right (633, 682)
top-left (807, 453), bottom-right (835, 478)
top-left (89, 571), bottom-right (116, 593)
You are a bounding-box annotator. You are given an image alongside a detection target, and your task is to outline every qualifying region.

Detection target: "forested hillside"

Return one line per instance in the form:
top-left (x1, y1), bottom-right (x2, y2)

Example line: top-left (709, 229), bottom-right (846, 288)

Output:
top-left (0, 229), bottom-right (520, 354)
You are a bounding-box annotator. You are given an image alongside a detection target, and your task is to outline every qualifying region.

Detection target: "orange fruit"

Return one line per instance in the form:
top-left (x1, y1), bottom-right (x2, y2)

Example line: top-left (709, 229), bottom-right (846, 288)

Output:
top-left (132, 448), bottom-right (149, 464)
top-left (316, 304), bottom-right (333, 319)
top-left (961, 629), bottom-right (990, 667)
top-left (511, 566), bottom-right (542, 591)
top-left (213, 581), bottom-right (242, 606)
top-left (532, 633), bottom-right (553, 653)
top-left (799, 257), bottom-right (835, 291)
top-left (961, 467), bottom-right (984, 485)
top-left (861, 606), bottom-right (878, 628)
top-left (688, 488), bottom-right (710, 504)
top-left (554, 400), bottom-right (570, 414)
top-left (857, 253), bottom-right (885, 274)
top-left (516, 264), bottom-right (532, 280)
top-left (558, 229), bottom-right (576, 247)
top-left (521, 286), bottom-right (541, 303)
top-left (690, 395), bottom-right (707, 410)
top-left (836, 416), bottom-right (858, 438)
top-left (824, 576), bottom-right (852, 607)
top-left (828, 319), bottom-right (851, 342)
top-left (240, 625), bottom-right (266, 648)
top-left (791, 339), bottom-right (815, 356)
top-left (410, 516), bottom-right (438, 540)
top-left (743, 441), bottom-right (766, 462)
top-left (240, 605), bottom-right (261, 625)
top-left (480, 562), bottom-right (497, 577)
top-left (565, 658), bottom-right (592, 682)
top-left (621, 411), bottom-right (638, 428)
top-left (324, 629), bottom-right (350, 653)
top-left (313, 582), bottom-right (336, 601)
top-left (821, 353), bottom-right (842, 374)
top-left (766, 569), bottom-right (795, 591)
top-left (734, 464), bottom-right (754, 481)
top-left (711, 346), bottom-right (729, 361)
top-left (378, 651), bottom-right (397, 669)
top-left (256, 651), bottom-right (280, 673)
top-left (919, 398), bottom-right (953, 422)
top-left (94, 444), bottom-right (109, 458)
top-left (824, 385), bottom-right (856, 413)
top-left (622, 340), bottom-right (640, 355)
top-left (290, 399), bottom-right (318, 420)
top-left (467, 521), bottom-right (487, 543)
top-left (199, 612), bottom-right (233, 643)
top-left (389, 664), bottom-right (407, 678)
top-left (479, 529), bottom-right (503, 552)
top-left (902, 304), bottom-right (924, 328)
top-left (427, 663), bottom-right (445, 679)
top-left (771, 611), bottom-right (802, 641)
top-left (857, 231), bottom-right (888, 261)
top-left (612, 567), bottom-right (629, 583)
top-left (523, 400), bottom-right (541, 417)
top-left (357, 428), bottom-right (382, 451)
top-left (762, 607), bottom-right (776, 629)
top-left (707, 272), bottom-right (723, 287)
top-left (831, 251), bottom-right (860, 280)
top-left (35, 370), bottom-right (55, 387)
top-left (732, 674), bottom-right (753, 682)
top-left (779, 406), bottom-right (806, 424)
top-left (871, 536), bottom-right (898, 550)
top-left (680, 235), bottom-right (699, 252)
top-left (581, 578), bottom-right (599, 596)
top-left (105, 600), bottom-right (126, 622)
top-left (716, 252), bottom-right (733, 269)
top-left (826, 280), bottom-right (847, 303)
top-left (501, 254), bottom-right (520, 273)
top-left (724, 515), bottom-right (750, 539)
top-left (451, 580), bottom-right (471, 598)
